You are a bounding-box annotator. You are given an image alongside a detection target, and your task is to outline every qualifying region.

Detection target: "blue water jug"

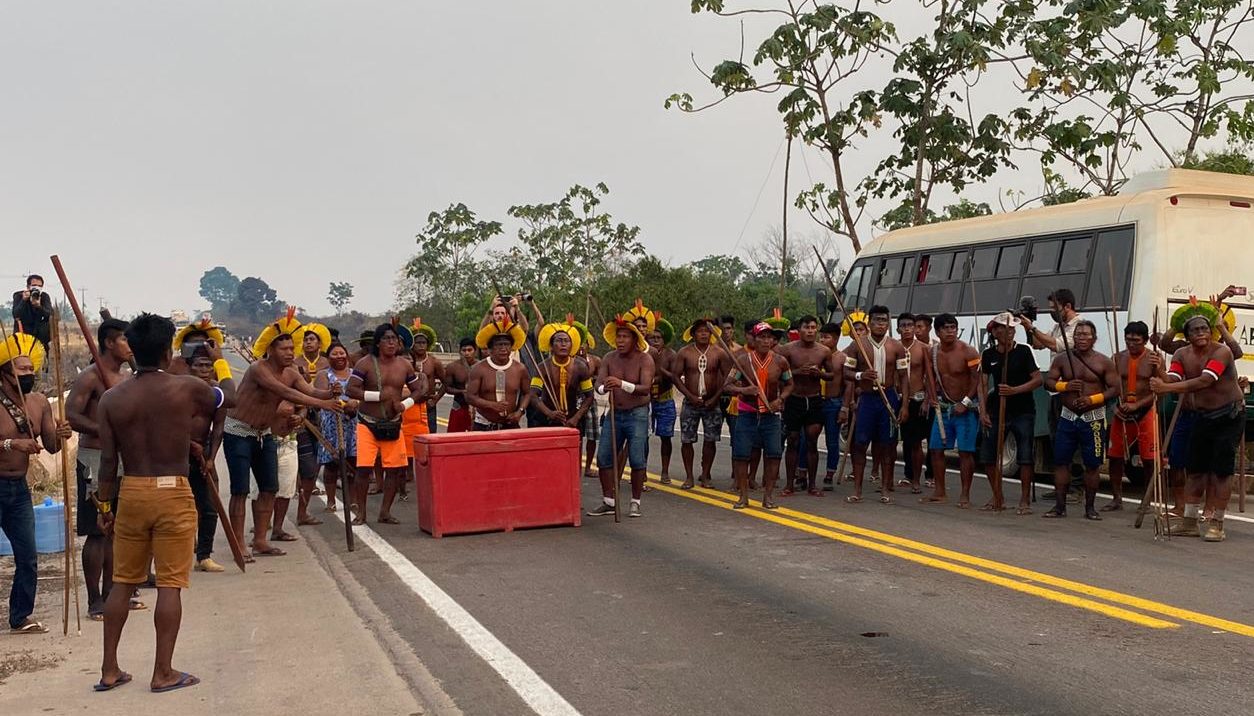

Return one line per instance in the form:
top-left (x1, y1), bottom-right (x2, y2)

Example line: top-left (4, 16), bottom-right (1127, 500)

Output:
top-left (0, 496), bottom-right (64, 556)
top-left (34, 497), bottom-right (66, 554)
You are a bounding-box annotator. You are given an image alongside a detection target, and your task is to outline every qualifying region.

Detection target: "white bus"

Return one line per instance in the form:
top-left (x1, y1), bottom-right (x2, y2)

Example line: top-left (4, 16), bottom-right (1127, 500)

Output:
top-left (837, 169), bottom-right (1254, 468)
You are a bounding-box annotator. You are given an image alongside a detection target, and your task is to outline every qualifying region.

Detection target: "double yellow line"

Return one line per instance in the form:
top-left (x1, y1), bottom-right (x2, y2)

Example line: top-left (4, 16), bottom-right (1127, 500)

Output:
top-left (434, 417), bottom-right (1254, 637)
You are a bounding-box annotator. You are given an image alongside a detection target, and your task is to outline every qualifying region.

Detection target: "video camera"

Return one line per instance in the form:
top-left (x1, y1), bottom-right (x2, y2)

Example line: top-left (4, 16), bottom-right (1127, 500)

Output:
top-left (1011, 296), bottom-right (1039, 322)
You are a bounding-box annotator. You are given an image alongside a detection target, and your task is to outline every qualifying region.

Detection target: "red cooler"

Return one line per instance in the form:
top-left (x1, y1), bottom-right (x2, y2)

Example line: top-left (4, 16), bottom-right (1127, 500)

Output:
top-left (413, 427), bottom-right (582, 538)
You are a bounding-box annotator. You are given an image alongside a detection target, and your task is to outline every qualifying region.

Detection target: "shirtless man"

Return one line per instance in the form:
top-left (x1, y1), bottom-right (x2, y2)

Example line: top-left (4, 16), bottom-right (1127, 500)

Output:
top-left (93, 314), bottom-right (223, 692)
top-left (290, 324), bottom-right (330, 533)
top-left (780, 315), bottom-right (831, 496)
top-left (443, 338), bottom-right (478, 432)
top-left (579, 343), bottom-right (602, 477)
top-left (1104, 321), bottom-right (1157, 512)
top-left (347, 324), bottom-right (427, 525)
top-left (185, 342), bottom-right (236, 573)
top-left (466, 328), bottom-right (531, 431)
top-left (726, 322), bottom-right (793, 509)
top-left (673, 318), bottom-right (728, 489)
top-left (65, 318), bottom-right (131, 619)
top-left (646, 328), bottom-right (678, 483)
top-left (818, 323), bottom-right (848, 489)
top-left (923, 313), bottom-right (981, 507)
top-left (1044, 320), bottom-right (1119, 520)
top-left (225, 321), bottom-right (340, 557)
top-left (1152, 312), bottom-right (1246, 541)
top-left (409, 327), bottom-right (446, 433)
top-left (844, 306), bottom-right (908, 504)
top-left (895, 313), bottom-right (935, 494)
top-left (588, 320), bottom-right (656, 518)
top-left (1, 331), bottom-right (71, 634)
top-left (530, 325), bottom-right (594, 430)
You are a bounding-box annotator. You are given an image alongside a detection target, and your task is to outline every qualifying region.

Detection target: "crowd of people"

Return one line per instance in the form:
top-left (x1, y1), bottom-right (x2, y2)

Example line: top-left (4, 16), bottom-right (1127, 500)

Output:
top-left (0, 278), bottom-right (1247, 693)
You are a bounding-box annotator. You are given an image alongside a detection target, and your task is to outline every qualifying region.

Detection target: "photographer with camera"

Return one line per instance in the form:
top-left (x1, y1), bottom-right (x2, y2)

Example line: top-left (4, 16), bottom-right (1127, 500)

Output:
top-left (11, 275), bottom-right (53, 349)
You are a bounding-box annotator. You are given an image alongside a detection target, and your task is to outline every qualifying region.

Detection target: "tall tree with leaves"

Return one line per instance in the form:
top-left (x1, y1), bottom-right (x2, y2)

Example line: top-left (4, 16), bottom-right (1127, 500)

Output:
top-left (401, 203), bottom-right (502, 307)
top-left (234, 276), bottom-right (283, 322)
top-left (669, 1), bottom-right (896, 252)
top-left (506, 183), bottom-right (645, 293)
top-left (199, 266), bottom-right (240, 308)
top-left (327, 281), bottom-right (354, 314)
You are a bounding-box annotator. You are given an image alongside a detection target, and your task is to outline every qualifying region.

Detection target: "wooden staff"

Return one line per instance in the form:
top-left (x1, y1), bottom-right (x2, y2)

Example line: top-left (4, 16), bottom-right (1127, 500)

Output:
top-left (336, 412), bottom-right (355, 550)
top-left (1138, 397), bottom-right (1183, 530)
top-left (50, 256), bottom-right (103, 370)
top-left (813, 246), bottom-right (899, 430)
top-left (834, 393), bottom-right (858, 485)
top-left (49, 311), bottom-right (82, 634)
top-left (193, 451), bottom-right (248, 571)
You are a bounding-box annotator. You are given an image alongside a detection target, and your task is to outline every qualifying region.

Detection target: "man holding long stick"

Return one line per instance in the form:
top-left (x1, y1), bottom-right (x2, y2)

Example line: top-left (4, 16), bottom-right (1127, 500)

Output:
top-left (726, 322), bottom-right (794, 509)
top-left (1104, 322), bottom-right (1158, 512)
top-left (589, 317), bottom-right (654, 518)
top-left (184, 340), bottom-right (239, 571)
top-left (844, 306), bottom-right (909, 504)
top-left (1, 328), bottom-right (71, 634)
top-left (978, 313), bottom-right (1041, 514)
top-left (66, 318), bottom-right (132, 617)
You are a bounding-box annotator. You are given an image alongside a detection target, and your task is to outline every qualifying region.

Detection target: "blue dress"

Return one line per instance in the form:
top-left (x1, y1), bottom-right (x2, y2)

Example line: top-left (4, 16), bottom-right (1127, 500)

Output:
top-left (318, 368), bottom-right (358, 463)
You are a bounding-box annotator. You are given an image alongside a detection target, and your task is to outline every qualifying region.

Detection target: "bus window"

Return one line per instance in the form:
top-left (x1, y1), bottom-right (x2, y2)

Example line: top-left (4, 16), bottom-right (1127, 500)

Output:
top-left (842, 261), bottom-right (873, 311)
top-left (970, 279), bottom-right (1020, 313)
top-left (970, 247), bottom-right (998, 279)
top-left (1022, 274), bottom-right (1085, 309)
top-left (874, 254), bottom-right (916, 311)
top-left (911, 250), bottom-right (962, 314)
top-left (1026, 240), bottom-right (1061, 274)
top-left (1059, 237), bottom-right (1091, 272)
top-left (1084, 227), bottom-right (1134, 307)
top-left (919, 251), bottom-right (956, 283)
top-left (997, 244), bottom-right (1026, 277)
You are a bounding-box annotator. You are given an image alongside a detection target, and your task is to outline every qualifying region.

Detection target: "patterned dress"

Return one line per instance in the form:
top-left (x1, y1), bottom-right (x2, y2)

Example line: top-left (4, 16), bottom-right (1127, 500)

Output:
top-left (318, 368), bottom-right (358, 463)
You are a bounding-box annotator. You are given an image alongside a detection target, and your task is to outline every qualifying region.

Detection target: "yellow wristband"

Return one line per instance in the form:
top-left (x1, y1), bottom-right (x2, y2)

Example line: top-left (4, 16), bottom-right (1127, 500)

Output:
top-left (213, 358), bottom-right (233, 382)
top-left (1088, 393), bottom-right (1105, 406)
top-left (1056, 380), bottom-right (1068, 392)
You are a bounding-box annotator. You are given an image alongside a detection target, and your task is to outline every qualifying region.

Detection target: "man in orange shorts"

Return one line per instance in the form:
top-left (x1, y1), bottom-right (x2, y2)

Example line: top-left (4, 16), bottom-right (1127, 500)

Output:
top-left (93, 313), bottom-right (231, 693)
top-left (1104, 321), bottom-right (1158, 511)
top-left (347, 324), bottom-right (427, 525)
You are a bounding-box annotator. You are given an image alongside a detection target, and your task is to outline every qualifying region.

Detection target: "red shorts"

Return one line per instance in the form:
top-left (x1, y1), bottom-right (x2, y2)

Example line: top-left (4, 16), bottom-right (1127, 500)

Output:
top-left (1108, 408), bottom-right (1157, 460)
top-left (447, 405), bottom-right (472, 433)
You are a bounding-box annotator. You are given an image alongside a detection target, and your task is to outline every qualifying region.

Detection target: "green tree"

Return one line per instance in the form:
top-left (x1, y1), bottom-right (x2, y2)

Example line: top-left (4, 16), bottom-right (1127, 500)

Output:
top-left (506, 183), bottom-right (645, 292)
top-left (689, 254), bottom-right (750, 284)
top-left (327, 281), bottom-right (354, 314)
top-left (401, 203), bottom-right (502, 307)
top-left (234, 276), bottom-right (282, 322)
top-left (1180, 142), bottom-right (1254, 174)
top-left (198, 266), bottom-right (240, 308)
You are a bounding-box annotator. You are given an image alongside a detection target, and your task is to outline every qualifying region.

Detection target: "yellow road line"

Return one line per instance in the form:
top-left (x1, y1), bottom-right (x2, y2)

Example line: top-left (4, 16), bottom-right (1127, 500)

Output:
top-left (659, 477), bottom-right (1254, 638)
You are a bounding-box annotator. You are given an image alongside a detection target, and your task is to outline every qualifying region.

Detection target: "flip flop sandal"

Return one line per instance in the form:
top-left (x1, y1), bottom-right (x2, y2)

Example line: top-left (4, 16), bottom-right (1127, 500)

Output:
top-left (312, 488), bottom-right (324, 496)
top-left (128, 599), bottom-right (148, 611)
top-left (910, 487), bottom-right (923, 494)
top-left (377, 515), bottom-right (400, 524)
top-left (679, 483), bottom-right (695, 490)
top-left (93, 672), bottom-right (132, 691)
top-left (698, 479), bottom-right (713, 489)
top-left (896, 480), bottom-right (912, 488)
top-left (1016, 506), bottom-right (1033, 516)
top-left (808, 489), bottom-right (823, 497)
top-left (270, 533), bottom-right (299, 542)
top-left (844, 495), bottom-right (863, 503)
top-left (298, 517), bottom-right (324, 526)
top-left (323, 505), bottom-right (338, 512)
top-left (151, 672), bottom-right (200, 694)
top-left (10, 620), bottom-right (48, 634)
top-left (253, 547), bottom-right (287, 557)
top-left (879, 496), bottom-right (893, 504)
top-left (780, 489), bottom-right (797, 497)
top-left (660, 476), bottom-right (672, 485)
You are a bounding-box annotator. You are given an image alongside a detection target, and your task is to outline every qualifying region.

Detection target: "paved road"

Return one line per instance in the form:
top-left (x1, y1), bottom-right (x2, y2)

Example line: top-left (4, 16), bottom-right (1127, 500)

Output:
top-left (289, 393), bottom-right (1254, 716)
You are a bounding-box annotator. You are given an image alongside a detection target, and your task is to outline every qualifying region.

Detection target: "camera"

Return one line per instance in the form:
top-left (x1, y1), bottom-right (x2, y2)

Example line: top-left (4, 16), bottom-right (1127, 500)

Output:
top-left (28, 286), bottom-right (42, 298)
top-left (1012, 296), bottom-right (1039, 322)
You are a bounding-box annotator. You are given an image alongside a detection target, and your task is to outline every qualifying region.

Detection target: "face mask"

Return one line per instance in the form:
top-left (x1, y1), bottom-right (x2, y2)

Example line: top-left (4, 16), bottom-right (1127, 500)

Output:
top-left (17, 375), bottom-right (36, 394)
top-left (1049, 308), bottom-right (1063, 323)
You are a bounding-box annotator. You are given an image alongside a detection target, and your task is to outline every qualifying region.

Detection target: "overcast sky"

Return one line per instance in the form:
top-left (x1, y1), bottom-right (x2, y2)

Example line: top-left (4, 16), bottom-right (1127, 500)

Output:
top-left (1, 2), bottom-right (1224, 318)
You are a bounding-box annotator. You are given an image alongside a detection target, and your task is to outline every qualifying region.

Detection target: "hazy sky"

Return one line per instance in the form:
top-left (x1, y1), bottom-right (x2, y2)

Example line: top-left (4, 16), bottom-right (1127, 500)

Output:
top-left (1, 2), bottom-right (1224, 318)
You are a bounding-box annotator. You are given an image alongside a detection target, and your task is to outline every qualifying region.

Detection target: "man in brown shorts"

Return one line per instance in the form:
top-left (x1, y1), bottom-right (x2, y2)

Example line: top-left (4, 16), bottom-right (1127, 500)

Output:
top-left (93, 313), bottom-right (229, 693)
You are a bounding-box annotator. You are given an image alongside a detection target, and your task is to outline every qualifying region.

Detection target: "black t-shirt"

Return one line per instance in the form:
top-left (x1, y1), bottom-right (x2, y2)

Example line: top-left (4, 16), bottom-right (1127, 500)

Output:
top-left (981, 344), bottom-right (1037, 417)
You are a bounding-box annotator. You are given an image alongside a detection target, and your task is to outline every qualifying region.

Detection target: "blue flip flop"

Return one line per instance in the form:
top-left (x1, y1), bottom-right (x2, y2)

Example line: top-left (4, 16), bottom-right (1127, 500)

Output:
top-left (151, 672), bottom-right (200, 693)
top-left (93, 672), bottom-right (132, 692)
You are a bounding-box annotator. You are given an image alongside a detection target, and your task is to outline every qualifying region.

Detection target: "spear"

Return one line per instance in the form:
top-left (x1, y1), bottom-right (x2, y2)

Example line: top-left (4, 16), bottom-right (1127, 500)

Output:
top-left (336, 412), bottom-right (355, 550)
top-left (812, 246), bottom-right (898, 431)
top-left (193, 451), bottom-right (248, 571)
top-left (49, 310), bottom-right (81, 634)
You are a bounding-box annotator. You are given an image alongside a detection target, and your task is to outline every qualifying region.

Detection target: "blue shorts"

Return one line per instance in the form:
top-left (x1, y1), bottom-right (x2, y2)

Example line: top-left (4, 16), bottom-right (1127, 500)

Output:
top-left (597, 405), bottom-right (650, 470)
top-left (822, 397), bottom-right (843, 470)
top-left (223, 432), bottom-right (279, 497)
top-left (651, 399), bottom-right (676, 438)
top-left (854, 390), bottom-right (901, 446)
top-left (1053, 415), bottom-right (1107, 469)
top-left (1169, 410), bottom-right (1197, 468)
top-left (732, 411), bottom-right (784, 461)
top-left (929, 405), bottom-right (980, 453)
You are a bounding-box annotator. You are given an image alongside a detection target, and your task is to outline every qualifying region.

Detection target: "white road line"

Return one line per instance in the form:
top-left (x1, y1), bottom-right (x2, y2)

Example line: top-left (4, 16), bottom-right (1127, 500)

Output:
top-left (321, 498), bottom-right (582, 716)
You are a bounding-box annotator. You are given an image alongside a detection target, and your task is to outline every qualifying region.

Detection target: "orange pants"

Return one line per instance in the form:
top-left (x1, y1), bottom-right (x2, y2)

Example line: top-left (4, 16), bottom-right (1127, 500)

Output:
top-left (356, 422), bottom-right (409, 469)
top-left (402, 403), bottom-right (430, 459)
top-left (1108, 408), bottom-right (1158, 461)
top-left (113, 476), bottom-right (196, 589)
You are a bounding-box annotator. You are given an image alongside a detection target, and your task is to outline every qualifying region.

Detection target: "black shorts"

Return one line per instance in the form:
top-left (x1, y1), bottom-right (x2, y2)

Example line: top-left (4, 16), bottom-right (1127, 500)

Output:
top-left (901, 398), bottom-right (932, 444)
top-left (1186, 403), bottom-right (1244, 477)
top-left (297, 430), bottom-right (319, 481)
top-left (75, 461), bottom-right (104, 537)
top-left (783, 395), bottom-right (825, 432)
